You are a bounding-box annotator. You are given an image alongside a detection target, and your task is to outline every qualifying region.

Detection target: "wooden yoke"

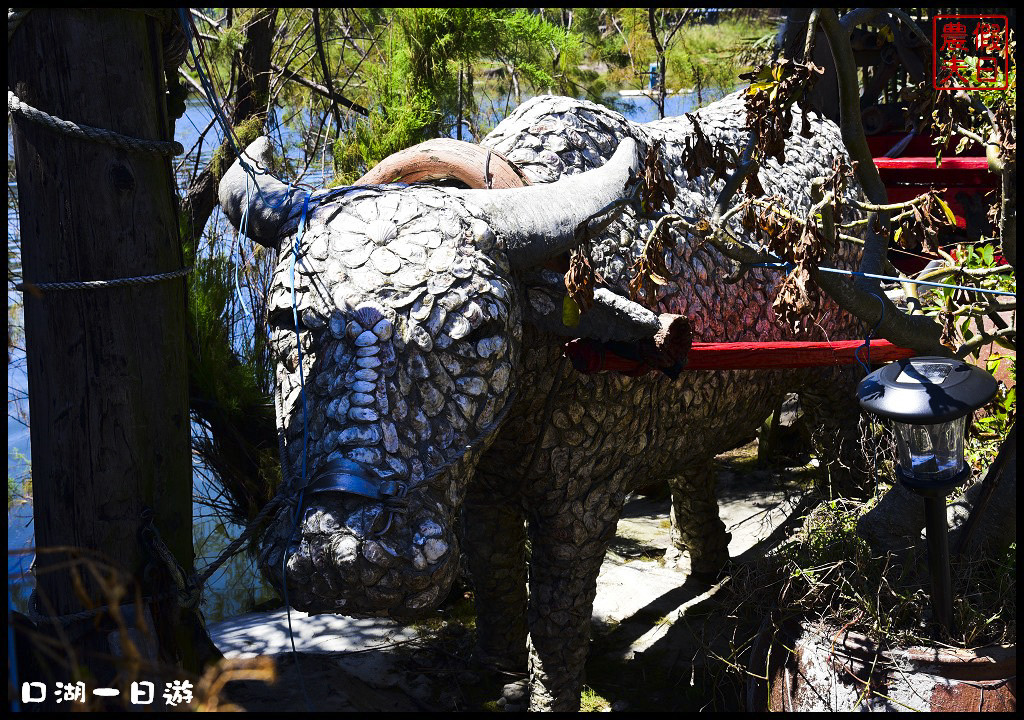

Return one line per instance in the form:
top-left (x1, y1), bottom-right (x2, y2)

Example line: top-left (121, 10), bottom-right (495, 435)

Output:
top-left (356, 138), bottom-right (531, 189)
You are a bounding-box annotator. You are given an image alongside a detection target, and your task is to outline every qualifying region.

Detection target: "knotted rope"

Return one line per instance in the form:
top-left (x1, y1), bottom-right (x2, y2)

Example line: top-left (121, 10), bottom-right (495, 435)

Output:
top-left (8, 90), bottom-right (184, 156)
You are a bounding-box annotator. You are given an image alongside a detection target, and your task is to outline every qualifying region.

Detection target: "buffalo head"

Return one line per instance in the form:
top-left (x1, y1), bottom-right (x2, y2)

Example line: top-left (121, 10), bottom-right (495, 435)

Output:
top-left (218, 135), bottom-right (643, 617)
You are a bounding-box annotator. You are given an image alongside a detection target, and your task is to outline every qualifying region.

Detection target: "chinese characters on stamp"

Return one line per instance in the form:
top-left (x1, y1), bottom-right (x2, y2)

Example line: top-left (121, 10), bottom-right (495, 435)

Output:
top-left (933, 15), bottom-right (1009, 91)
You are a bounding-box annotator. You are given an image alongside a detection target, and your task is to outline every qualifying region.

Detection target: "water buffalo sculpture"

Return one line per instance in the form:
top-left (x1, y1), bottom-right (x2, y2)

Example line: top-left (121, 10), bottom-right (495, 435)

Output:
top-left (219, 92), bottom-right (863, 710)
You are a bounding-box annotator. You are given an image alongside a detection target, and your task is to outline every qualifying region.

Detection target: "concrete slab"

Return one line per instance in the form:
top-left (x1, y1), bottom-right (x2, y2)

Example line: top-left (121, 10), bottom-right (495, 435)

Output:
top-left (211, 610), bottom-right (418, 658)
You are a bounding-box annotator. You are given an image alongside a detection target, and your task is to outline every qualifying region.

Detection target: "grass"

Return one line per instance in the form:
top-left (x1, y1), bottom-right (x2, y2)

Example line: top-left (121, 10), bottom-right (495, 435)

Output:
top-left (580, 685), bottom-right (611, 712)
top-left (727, 494), bottom-right (1016, 650)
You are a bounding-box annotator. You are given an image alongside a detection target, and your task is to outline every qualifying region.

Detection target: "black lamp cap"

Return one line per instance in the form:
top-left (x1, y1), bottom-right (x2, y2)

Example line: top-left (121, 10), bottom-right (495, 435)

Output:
top-left (857, 356), bottom-right (998, 424)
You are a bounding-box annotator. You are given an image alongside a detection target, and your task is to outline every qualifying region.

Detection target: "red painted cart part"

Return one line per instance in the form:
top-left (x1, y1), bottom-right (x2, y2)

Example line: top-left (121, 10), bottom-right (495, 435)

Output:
top-left (683, 339), bottom-right (916, 370)
top-left (564, 338), bottom-right (916, 376)
top-left (873, 156), bottom-right (991, 172)
top-left (865, 133), bottom-right (980, 158)
top-left (873, 156), bottom-right (996, 188)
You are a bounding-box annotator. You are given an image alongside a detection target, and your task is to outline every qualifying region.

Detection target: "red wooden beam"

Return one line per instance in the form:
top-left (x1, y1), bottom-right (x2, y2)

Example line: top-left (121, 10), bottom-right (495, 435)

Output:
top-left (564, 338), bottom-right (916, 376)
top-left (873, 156), bottom-right (996, 188)
top-left (683, 339), bottom-right (916, 370)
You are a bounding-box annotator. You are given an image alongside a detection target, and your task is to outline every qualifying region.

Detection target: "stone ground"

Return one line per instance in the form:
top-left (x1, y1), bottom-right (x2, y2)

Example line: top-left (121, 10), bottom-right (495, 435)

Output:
top-left (208, 441), bottom-right (816, 712)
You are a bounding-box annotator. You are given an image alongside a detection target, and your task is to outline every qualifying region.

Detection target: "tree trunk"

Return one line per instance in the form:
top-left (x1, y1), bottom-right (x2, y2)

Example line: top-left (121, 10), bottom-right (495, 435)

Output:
top-left (232, 9), bottom-right (278, 127)
top-left (648, 8), bottom-right (666, 119)
top-left (8, 7), bottom-right (214, 678)
top-left (180, 8), bottom-right (278, 249)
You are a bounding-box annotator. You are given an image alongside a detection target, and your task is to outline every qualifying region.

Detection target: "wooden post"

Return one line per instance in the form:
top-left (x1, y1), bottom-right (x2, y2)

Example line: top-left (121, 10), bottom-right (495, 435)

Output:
top-left (8, 8), bottom-right (213, 676)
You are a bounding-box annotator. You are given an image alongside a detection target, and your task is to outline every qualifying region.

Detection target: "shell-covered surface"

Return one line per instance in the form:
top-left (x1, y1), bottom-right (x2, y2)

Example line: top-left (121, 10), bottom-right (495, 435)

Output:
top-left (245, 91), bottom-right (865, 709)
top-left (259, 185), bottom-right (520, 618)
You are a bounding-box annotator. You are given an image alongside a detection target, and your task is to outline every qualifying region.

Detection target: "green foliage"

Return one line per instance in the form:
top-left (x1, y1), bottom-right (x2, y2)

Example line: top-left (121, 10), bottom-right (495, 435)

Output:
top-left (916, 240), bottom-right (1015, 365)
top-left (8, 447), bottom-right (31, 506)
top-left (185, 240), bottom-right (280, 522)
top-left (776, 498), bottom-right (929, 642)
top-left (187, 253), bottom-right (271, 416)
top-left (966, 355), bottom-right (1015, 473)
top-left (604, 10), bottom-right (775, 101)
top-left (954, 541), bottom-right (1016, 647)
top-left (200, 11), bottom-right (248, 87)
top-left (332, 8), bottom-right (582, 183)
top-left (956, 34), bottom-right (1016, 115)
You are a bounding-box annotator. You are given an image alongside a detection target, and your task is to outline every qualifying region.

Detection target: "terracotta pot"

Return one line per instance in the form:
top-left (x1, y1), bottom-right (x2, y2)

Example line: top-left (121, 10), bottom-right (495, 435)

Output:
top-left (747, 617), bottom-right (1015, 712)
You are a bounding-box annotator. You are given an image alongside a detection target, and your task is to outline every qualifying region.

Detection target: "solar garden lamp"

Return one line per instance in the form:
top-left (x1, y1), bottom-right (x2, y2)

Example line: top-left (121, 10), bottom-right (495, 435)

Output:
top-left (857, 357), bottom-right (997, 635)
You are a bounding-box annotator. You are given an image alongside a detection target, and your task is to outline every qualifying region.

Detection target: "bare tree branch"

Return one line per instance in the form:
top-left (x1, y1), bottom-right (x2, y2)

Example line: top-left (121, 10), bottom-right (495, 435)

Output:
top-left (190, 9), bottom-right (222, 30)
top-left (270, 62), bottom-right (369, 117)
top-left (312, 8), bottom-right (344, 138)
top-left (802, 9), bottom-right (820, 61)
top-left (956, 327), bottom-right (1016, 358)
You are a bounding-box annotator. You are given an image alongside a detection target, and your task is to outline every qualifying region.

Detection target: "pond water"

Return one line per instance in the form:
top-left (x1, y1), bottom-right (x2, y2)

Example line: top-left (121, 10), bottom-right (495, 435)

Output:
top-left (8, 84), bottom-right (728, 623)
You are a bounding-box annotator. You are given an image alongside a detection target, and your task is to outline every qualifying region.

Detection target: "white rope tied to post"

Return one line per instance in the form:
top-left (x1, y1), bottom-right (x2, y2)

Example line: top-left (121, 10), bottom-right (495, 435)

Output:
top-left (8, 90), bottom-right (184, 156)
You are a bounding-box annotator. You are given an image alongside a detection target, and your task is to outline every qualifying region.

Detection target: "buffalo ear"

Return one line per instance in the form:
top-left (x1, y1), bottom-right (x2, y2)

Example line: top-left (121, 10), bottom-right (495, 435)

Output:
top-left (218, 137), bottom-right (305, 250)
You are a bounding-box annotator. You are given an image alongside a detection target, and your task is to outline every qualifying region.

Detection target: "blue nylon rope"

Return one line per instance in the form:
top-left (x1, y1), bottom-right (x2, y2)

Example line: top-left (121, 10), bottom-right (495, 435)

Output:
top-left (749, 262), bottom-right (1015, 298)
top-left (855, 293), bottom-right (887, 375)
top-left (289, 192), bottom-right (312, 497)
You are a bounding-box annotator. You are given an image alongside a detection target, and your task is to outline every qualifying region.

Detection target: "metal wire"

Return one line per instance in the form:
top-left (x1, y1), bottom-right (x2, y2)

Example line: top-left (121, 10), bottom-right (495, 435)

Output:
top-left (749, 262), bottom-right (1016, 298)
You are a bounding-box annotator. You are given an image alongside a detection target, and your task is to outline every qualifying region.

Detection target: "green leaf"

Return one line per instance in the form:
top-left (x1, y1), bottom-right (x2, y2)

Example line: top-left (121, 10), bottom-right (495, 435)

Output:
top-left (562, 295), bottom-right (580, 327)
top-left (982, 245), bottom-right (995, 266)
top-left (936, 197), bottom-right (957, 225)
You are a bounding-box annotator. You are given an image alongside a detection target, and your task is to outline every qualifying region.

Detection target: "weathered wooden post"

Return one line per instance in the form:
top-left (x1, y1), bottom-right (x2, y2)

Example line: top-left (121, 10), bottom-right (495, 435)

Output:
top-left (8, 7), bottom-right (213, 679)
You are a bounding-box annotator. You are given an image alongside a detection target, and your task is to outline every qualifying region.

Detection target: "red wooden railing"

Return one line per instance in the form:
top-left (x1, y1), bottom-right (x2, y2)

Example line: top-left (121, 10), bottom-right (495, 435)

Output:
top-left (564, 338), bottom-right (915, 376)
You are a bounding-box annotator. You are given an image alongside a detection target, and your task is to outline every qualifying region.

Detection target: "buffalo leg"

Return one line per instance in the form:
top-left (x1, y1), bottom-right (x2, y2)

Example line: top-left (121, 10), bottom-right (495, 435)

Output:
top-left (464, 476), bottom-right (529, 673)
top-left (800, 367), bottom-right (868, 497)
top-left (526, 489), bottom-right (623, 711)
top-left (667, 461), bottom-right (731, 576)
